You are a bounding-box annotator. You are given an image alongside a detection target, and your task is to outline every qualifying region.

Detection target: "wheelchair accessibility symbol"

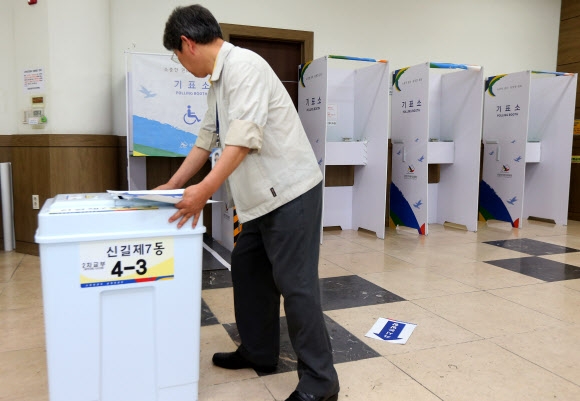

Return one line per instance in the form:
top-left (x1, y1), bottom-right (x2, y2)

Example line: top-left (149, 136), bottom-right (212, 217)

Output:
top-left (184, 105), bottom-right (201, 125)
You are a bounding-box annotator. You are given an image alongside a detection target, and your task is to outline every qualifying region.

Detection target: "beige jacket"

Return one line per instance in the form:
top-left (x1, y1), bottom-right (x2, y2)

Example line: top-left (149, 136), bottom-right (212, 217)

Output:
top-left (195, 42), bottom-right (322, 223)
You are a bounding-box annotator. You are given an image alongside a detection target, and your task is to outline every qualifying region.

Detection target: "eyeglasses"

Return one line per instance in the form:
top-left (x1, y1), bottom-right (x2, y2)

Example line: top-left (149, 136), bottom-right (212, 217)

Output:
top-left (171, 53), bottom-right (180, 64)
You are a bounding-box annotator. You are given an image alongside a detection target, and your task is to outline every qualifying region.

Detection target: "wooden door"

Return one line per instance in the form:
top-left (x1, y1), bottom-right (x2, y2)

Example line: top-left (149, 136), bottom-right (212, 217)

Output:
top-left (557, 0), bottom-right (580, 221)
top-left (227, 37), bottom-right (301, 109)
top-left (221, 24), bottom-right (314, 110)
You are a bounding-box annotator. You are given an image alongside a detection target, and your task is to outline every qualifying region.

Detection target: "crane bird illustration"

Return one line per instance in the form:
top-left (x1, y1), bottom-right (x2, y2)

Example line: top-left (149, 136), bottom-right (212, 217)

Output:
top-left (139, 85), bottom-right (157, 98)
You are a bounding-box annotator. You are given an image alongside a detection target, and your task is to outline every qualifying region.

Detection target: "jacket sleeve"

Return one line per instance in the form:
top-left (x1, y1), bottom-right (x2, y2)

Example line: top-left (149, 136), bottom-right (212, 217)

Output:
top-left (195, 93), bottom-right (219, 151)
top-left (222, 61), bottom-right (268, 152)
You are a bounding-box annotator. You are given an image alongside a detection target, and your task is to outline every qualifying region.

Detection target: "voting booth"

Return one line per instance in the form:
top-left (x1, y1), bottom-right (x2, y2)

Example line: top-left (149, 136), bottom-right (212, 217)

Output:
top-left (208, 149), bottom-right (241, 252)
top-left (389, 62), bottom-right (484, 235)
top-left (35, 193), bottom-right (205, 401)
top-left (125, 52), bottom-right (211, 189)
top-left (298, 55), bottom-right (390, 240)
top-left (479, 70), bottom-right (578, 227)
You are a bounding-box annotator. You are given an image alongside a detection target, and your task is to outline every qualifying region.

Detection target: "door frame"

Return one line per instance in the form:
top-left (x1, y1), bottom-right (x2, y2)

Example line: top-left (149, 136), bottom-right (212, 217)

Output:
top-left (220, 23), bottom-right (314, 64)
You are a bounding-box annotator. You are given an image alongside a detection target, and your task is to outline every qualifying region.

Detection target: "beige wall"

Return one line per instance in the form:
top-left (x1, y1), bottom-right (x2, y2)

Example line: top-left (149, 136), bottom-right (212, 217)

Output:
top-left (110, 0), bottom-right (562, 135)
top-left (0, 0), bottom-right (563, 136)
top-left (0, 0), bottom-right (111, 135)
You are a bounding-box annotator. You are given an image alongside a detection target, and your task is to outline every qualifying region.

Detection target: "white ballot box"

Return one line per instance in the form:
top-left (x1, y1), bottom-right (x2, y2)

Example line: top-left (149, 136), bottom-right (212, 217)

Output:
top-left (35, 193), bottom-right (205, 401)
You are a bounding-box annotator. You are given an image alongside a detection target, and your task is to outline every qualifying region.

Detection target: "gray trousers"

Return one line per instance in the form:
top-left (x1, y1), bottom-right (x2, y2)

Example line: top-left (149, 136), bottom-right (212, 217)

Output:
top-left (231, 181), bottom-right (339, 396)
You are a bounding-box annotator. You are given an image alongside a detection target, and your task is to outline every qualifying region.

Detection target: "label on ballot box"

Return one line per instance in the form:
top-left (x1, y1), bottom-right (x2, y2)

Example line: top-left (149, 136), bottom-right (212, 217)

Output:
top-left (79, 237), bottom-right (174, 288)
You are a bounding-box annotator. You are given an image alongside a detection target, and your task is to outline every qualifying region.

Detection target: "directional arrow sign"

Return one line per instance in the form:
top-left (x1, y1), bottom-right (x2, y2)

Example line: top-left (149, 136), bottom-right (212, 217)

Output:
top-left (366, 318), bottom-right (417, 344)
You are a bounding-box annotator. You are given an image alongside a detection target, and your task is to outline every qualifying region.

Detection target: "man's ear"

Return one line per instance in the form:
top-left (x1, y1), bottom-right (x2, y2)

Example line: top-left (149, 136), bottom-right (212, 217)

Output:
top-left (180, 35), bottom-right (196, 55)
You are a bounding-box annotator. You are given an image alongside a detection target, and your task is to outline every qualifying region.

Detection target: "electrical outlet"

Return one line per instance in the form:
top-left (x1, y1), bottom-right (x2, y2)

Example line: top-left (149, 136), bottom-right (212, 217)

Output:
top-left (32, 195), bottom-right (40, 210)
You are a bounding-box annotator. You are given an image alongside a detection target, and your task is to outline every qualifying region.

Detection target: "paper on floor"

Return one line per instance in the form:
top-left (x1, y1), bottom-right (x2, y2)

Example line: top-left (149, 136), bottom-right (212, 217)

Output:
top-left (366, 318), bottom-right (417, 344)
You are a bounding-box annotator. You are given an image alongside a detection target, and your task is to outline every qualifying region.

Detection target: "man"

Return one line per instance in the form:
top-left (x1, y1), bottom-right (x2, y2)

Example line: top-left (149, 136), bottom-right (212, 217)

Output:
top-left (160, 5), bottom-right (339, 401)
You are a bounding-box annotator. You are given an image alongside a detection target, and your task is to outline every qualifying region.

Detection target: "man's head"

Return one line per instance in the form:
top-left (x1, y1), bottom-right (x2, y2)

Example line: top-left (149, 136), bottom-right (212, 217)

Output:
top-left (163, 4), bottom-right (223, 52)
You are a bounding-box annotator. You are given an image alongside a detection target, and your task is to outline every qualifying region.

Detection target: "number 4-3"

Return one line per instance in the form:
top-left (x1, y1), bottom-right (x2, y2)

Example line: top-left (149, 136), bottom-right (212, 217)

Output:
top-left (111, 259), bottom-right (147, 277)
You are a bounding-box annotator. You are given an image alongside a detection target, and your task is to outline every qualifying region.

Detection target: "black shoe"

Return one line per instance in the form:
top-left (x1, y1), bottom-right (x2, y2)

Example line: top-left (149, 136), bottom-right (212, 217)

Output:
top-left (285, 390), bottom-right (339, 401)
top-left (212, 350), bottom-right (277, 373)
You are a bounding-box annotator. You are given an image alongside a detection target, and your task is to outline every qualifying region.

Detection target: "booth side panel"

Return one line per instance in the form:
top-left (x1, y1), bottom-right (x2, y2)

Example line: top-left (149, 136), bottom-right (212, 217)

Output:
top-left (391, 64), bottom-right (430, 142)
top-left (211, 179), bottom-right (235, 252)
top-left (352, 62), bottom-right (390, 238)
top-left (426, 71), bottom-right (443, 227)
top-left (299, 57), bottom-right (328, 241)
top-left (213, 203), bottom-right (235, 252)
top-left (390, 63), bottom-right (430, 235)
top-left (326, 68), bottom-right (356, 142)
top-left (323, 186), bottom-right (354, 229)
top-left (299, 57), bottom-right (328, 175)
top-left (524, 74), bottom-right (578, 225)
top-left (480, 71), bottom-right (530, 228)
top-left (427, 72), bottom-right (442, 225)
top-left (437, 69), bottom-right (484, 231)
top-left (428, 72), bottom-right (442, 141)
top-left (323, 67), bottom-right (358, 229)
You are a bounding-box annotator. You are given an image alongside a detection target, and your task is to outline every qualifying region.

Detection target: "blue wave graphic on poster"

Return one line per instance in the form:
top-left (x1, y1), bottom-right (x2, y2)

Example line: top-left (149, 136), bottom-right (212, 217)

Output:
top-left (133, 115), bottom-right (197, 156)
top-left (389, 182), bottom-right (420, 232)
top-left (478, 180), bottom-right (512, 224)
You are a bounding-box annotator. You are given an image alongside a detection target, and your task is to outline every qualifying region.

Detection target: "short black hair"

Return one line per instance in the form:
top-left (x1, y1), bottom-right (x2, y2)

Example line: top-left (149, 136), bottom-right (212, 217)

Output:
top-left (163, 4), bottom-right (223, 51)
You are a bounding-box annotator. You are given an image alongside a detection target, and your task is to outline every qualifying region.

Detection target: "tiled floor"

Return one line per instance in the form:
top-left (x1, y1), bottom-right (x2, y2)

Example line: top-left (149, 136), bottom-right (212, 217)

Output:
top-left (3, 219), bottom-right (580, 400)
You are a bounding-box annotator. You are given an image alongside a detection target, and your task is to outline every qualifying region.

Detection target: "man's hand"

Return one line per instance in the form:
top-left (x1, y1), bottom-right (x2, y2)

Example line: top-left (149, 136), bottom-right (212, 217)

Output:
top-left (166, 144), bottom-right (249, 228)
top-left (170, 183), bottom-right (210, 228)
top-left (153, 183), bottom-right (176, 191)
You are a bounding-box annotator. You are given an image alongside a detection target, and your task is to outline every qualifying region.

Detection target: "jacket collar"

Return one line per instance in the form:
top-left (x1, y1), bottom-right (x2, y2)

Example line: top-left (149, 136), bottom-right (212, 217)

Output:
top-left (210, 41), bottom-right (234, 82)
